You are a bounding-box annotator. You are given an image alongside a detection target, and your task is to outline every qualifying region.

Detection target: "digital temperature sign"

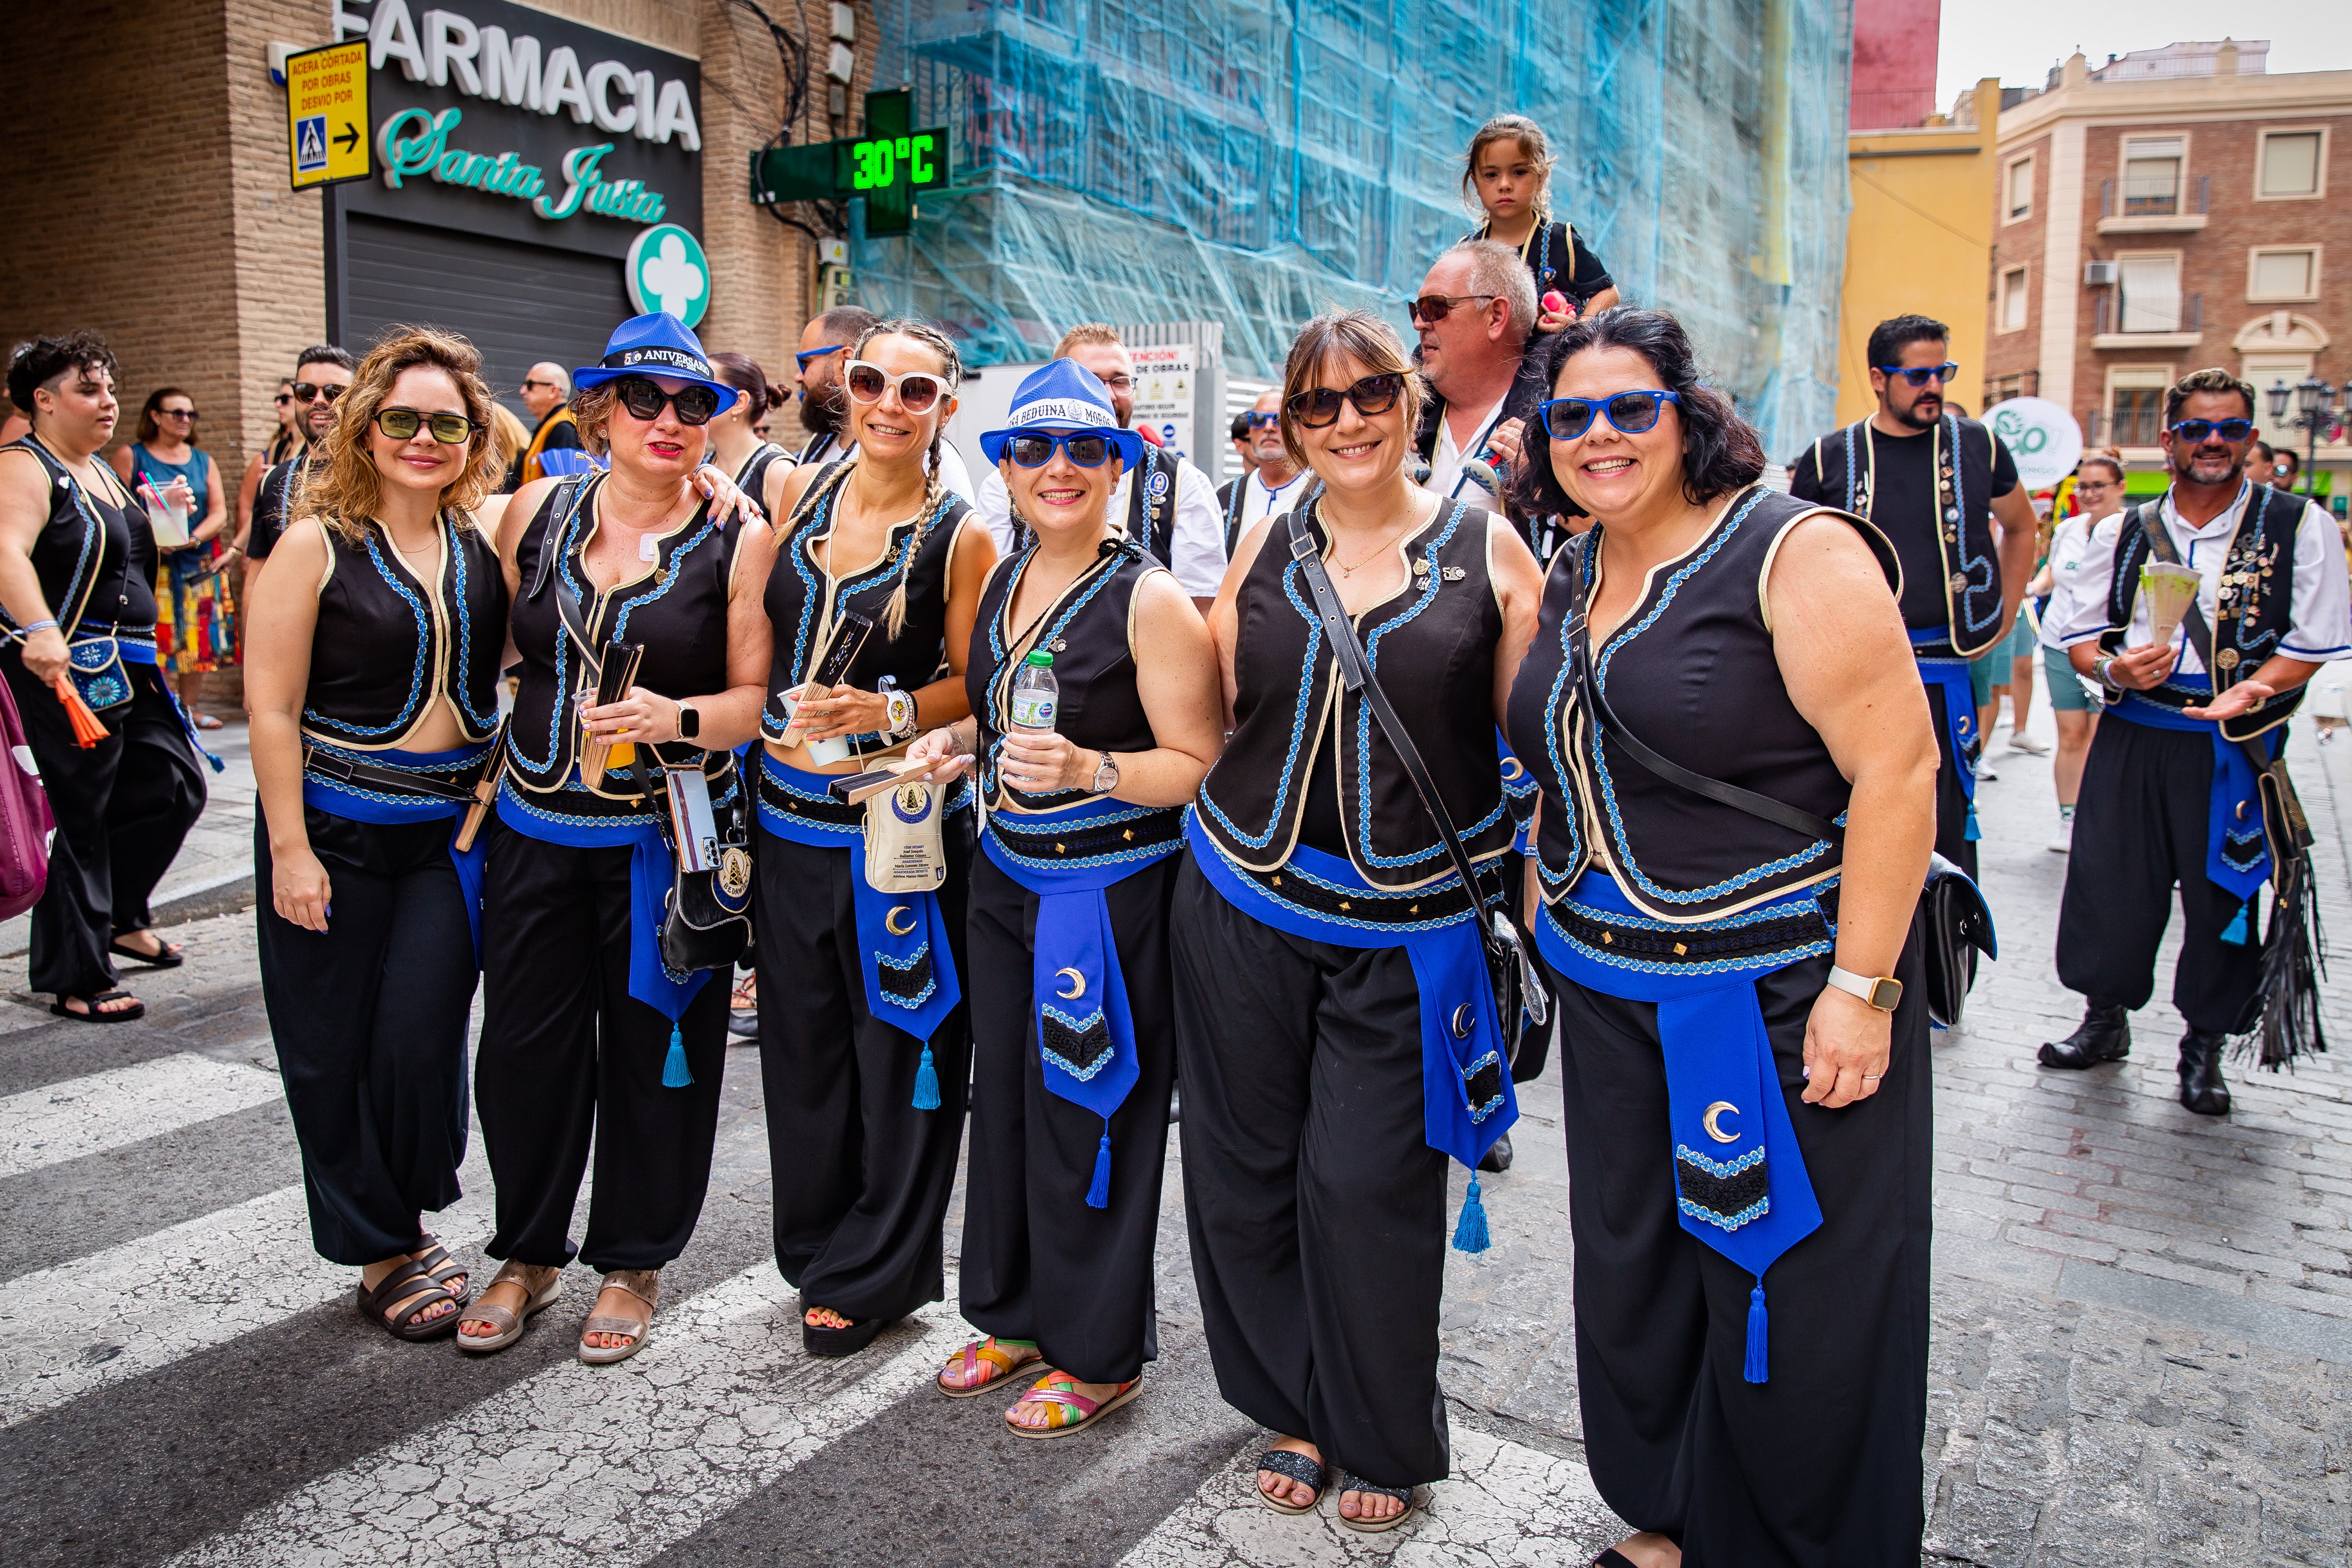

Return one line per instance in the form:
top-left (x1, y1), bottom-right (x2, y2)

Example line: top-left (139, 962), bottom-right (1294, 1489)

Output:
top-left (748, 90), bottom-right (945, 236)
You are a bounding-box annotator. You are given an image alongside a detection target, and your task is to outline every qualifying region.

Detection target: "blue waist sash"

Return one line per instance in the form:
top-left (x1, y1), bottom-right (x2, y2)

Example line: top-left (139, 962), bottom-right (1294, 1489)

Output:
top-left (303, 739), bottom-right (492, 965)
top-left (984, 796), bottom-right (1184, 1208)
top-left (2109, 675), bottom-right (2274, 907)
top-left (1910, 627), bottom-right (1978, 839)
top-left (756, 752), bottom-right (963, 1057)
top-left (1183, 807), bottom-right (1517, 1248)
top-left (1499, 730), bottom-right (1538, 855)
top-left (1533, 869), bottom-right (1827, 1383)
top-left (109, 630), bottom-right (224, 774)
top-left (496, 778), bottom-right (714, 1082)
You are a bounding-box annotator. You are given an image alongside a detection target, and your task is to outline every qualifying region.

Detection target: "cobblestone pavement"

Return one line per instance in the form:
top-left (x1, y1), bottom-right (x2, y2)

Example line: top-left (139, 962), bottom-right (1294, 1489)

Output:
top-left (0, 685), bottom-right (2347, 1565)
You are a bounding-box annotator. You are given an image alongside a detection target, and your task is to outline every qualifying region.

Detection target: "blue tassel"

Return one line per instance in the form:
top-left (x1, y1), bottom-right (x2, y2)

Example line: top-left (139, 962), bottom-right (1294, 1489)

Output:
top-left (1452, 1175), bottom-right (1491, 1253)
top-left (912, 1043), bottom-right (941, 1110)
top-left (661, 1023), bottom-right (693, 1088)
top-left (2220, 901), bottom-right (2251, 946)
top-left (1085, 1127), bottom-right (1112, 1209)
top-left (1963, 801), bottom-right (1981, 842)
top-left (1744, 1282), bottom-right (1769, 1383)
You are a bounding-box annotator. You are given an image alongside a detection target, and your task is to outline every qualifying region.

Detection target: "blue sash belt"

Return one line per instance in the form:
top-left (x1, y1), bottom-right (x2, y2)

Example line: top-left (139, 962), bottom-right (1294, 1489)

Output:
top-left (1533, 869), bottom-right (1827, 1382)
top-left (1910, 627), bottom-right (1978, 841)
top-left (757, 753), bottom-right (962, 1104)
top-left (1184, 808), bottom-right (1517, 1251)
top-left (497, 777), bottom-right (719, 1086)
top-left (984, 796), bottom-right (1184, 1208)
top-left (303, 739), bottom-right (492, 964)
top-left (112, 631), bottom-right (225, 773)
top-left (1499, 730), bottom-right (1539, 855)
top-left (2109, 675), bottom-right (2274, 927)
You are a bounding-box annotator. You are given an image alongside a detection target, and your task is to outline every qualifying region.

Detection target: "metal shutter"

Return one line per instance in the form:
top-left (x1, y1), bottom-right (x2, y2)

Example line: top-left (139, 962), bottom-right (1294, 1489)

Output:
top-left (344, 214), bottom-right (630, 413)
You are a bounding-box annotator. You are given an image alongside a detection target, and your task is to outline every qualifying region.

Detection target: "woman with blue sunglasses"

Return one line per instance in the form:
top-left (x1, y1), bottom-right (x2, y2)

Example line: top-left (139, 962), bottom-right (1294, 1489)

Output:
top-left (1505, 308), bottom-right (1940, 1567)
top-left (903, 358), bottom-right (1222, 1438)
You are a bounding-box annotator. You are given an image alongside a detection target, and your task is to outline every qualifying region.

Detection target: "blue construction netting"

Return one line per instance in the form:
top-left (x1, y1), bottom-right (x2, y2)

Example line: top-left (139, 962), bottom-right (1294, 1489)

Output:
top-left (850, 0), bottom-right (1851, 454)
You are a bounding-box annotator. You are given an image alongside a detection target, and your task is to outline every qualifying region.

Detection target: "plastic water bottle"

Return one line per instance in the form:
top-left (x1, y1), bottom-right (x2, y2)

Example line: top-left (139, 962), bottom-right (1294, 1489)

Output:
top-left (1010, 649), bottom-right (1058, 733)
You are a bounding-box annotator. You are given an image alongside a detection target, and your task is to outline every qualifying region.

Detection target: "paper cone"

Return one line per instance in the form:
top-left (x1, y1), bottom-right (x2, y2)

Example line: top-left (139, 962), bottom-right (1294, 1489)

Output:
top-left (52, 676), bottom-right (108, 747)
top-left (2141, 563), bottom-right (2202, 651)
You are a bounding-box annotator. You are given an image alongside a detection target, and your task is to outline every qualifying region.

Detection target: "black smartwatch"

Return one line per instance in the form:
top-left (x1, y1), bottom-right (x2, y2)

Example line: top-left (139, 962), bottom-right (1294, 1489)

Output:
top-left (677, 701), bottom-right (700, 742)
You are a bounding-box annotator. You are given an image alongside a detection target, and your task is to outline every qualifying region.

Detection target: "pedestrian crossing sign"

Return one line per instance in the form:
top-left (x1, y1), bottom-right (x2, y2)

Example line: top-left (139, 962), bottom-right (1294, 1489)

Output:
top-left (295, 117), bottom-right (327, 173)
top-left (283, 40), bottom-right (370, 190)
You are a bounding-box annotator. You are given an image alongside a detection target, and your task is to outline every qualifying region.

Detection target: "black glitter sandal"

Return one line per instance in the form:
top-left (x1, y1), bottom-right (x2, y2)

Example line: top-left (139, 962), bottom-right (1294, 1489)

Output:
top-left (1335, 1471), bottom-right (1417, 1534)
top-left (1254, 1448), bottom-right (1325, 1515)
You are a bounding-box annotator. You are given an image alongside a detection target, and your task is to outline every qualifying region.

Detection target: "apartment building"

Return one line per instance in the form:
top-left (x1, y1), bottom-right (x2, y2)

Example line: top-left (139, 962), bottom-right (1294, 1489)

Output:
top-left (1983, 44), bottom-right (2349, 505)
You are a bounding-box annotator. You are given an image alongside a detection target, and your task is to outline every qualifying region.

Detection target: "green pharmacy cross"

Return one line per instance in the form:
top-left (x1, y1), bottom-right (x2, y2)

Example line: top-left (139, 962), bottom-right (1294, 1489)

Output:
top-left (750, 90), bottom-right (944, 237)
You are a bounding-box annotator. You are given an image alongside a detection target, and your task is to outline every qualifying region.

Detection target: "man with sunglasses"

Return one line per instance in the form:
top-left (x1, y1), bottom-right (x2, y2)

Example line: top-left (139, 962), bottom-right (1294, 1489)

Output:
top-left (2039, 367), bottom-right (2350, 1112)
top-left (1788, 313), bottom-right (2037, 881)
top-left (515, 362), bottom-right (591, 486)
top-left (1408, 241), bottom-right (1547, 516)
top-left (1214, 389), bottom-right (1308, 555)
top-left (240, 345), bottom-right (355, 594)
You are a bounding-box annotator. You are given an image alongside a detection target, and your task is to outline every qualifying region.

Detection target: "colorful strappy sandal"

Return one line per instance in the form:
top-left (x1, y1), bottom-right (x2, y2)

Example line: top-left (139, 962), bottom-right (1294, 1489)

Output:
top-left (1003, 1369), bottom-right (1140, 1439)
top-left (937, 1336), bottom-right (1041, 1398)
top-left (1335, 1471), bottom-right (1418, 1534)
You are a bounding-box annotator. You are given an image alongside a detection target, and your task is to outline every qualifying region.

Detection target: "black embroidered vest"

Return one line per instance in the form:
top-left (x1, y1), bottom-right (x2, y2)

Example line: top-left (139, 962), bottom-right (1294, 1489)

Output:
top-left (733, 441), bottom-right (791, 505)
top-left (1195, 496), bottom-right (1511, 889)
top-left (2, 437), bottom-right (156, 635)
top-left (967, 539), bottom-right (1160, 811)
top-left (1815, 413), bottom-right (2001, 656)
top-left (1504, 487), bottom-right (1899, 923)
top-left (760, 462), bottom-right (974, 741)
top-left (507, 475), bottom-right (740, 819)
top-left (2103, 485), bottom-right (2303, 741)
top-left (301, 514), bottom-right (505, 749)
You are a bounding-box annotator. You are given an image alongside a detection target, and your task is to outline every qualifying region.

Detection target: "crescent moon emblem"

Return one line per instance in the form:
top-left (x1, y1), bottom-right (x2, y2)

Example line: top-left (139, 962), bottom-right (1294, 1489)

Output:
top-left (884, 905), bottom-right (917, 937)
top-left (1055, 967), bottom-right (1086, 1000)
top-left (1701, 1101), bottom-right (1740, 1144)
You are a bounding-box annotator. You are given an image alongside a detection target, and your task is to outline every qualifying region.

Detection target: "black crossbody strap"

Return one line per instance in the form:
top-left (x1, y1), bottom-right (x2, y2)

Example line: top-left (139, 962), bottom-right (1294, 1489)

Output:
top-left (1284, 502), bottom-right (1496, 928)
top-left (1564, 540), bottom-right (1845, 846)
top-left (2130, 500), bottom-right (2225, 674)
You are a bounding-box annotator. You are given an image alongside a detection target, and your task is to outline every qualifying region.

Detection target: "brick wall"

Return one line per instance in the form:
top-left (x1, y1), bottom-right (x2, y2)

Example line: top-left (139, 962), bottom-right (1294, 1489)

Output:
top-left (1984, 130), bottom-right (2050, 397)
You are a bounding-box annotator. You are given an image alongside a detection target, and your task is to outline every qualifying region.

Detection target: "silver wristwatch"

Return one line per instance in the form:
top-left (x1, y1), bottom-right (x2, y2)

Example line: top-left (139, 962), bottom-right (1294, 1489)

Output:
top-left (1091, 750), bottom-right (1120, 794)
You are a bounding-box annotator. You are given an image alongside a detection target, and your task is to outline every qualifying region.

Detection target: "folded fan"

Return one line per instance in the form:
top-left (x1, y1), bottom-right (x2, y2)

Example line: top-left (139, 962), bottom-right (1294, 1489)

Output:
top-left (2140, 563), bottom-right (2203, 652)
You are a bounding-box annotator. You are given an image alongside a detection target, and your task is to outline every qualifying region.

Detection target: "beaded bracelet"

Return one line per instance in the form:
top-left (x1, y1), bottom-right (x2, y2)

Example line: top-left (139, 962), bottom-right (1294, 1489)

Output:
top-left (18, 619), bottom-right (58, 635)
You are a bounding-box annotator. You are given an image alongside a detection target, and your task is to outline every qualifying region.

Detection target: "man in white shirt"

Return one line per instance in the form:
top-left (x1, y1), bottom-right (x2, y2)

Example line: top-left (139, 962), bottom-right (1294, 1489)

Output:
top-left (977, 324), bottom-right (1226, 609)
top-left (1409, 240), bottom-right (1539, 508)
top-left (1214, 388), bottom-right (1312, 554)
top-left (2039, 368), bottom-right (2352, 1114)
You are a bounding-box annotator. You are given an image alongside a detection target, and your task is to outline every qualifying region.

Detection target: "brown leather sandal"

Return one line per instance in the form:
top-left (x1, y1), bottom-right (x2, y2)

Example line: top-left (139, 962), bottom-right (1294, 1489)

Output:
top-left (579, 1269), bottom-right (660, 1365)
top-left (356, 1259), bottom-right (463, 1341)
top-left (454, 1260), bottom-right (562, 1354)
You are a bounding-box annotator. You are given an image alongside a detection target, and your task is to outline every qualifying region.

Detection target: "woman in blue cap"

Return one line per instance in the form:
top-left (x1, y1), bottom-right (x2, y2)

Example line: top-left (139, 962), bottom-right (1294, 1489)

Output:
top-left (754, 318), bottom-right (996, 1357)
top-left (1504, 309), bottom-right (1938, 1566)
top-left (902, 359), bottom-right (1222, 1434)
top-left (1176, 310), bottom-right (1544, 1532)
top-left (457, 313), bottom-right (777, 1363)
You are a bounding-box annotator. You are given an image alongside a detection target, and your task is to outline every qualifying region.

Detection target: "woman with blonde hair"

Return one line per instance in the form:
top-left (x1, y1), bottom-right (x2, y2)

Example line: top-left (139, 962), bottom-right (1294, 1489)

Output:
top-left (756, 318), bottom-right (996, 1357)
top-left (245, 326), bottom-right (509, 1340)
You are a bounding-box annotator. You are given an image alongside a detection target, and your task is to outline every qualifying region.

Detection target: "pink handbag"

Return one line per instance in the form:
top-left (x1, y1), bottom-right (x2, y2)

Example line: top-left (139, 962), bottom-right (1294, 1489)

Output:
top-left (0, 673), bottom-right (54, 919)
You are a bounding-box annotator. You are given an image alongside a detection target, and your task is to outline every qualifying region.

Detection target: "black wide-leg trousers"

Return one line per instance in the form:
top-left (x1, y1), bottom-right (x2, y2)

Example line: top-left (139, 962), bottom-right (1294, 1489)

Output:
top-left (4, 656), bottom-right (205, 998)
top-left (256, 811), bottom-right (476, 1266)
top-left (475, 830), bottom-right (730, 1273)
top-left (960, 850), bottom-right (1177, 1385)
top-left (1926, 680), bottom-right (1978, 880)
top-left (755, 824), bottom-right (972, 1323)
top-left (2056, 717), bottom-right (2265, 1036)
top-left (1169, 854), bottom-right (1451, 1490)
top-left (1542, 937), bottom-right (1933, 1567)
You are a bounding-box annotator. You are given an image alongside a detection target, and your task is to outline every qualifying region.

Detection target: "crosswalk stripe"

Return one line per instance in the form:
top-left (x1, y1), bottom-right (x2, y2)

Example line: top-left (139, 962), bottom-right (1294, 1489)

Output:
top-left (165, 1265), bottom-right (970, 1568)
top-left (1115, 1423), bottom-right (1630, 1566)
top-left (0, 1052), bottom-right (283, 1179)
top-left (0, 1150), bottom-right (493, 1429)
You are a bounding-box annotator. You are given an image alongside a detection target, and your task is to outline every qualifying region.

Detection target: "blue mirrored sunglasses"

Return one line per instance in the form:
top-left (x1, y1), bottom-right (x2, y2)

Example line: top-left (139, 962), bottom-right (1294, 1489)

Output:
top-left (1538, 389), bottom-right (1681, 441)
top-left (2168, 417), bottom-right (2253, 443)
top-left (1874, 361), bottom-right (1960, 387)
top-left (1007, 431), bottom-right (1115, 468)
top-left (796, 345), bottom-right (847, 369)
top-left (1244, 411), bottom-right (1280, 429)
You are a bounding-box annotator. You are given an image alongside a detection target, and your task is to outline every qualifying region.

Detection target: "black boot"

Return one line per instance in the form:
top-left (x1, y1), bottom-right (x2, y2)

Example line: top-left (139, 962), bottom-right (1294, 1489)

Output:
top-left (1478, 1131), bottom-right (1514, 1174)
top-left (2038, 1004), bottom-right (2130, 1069)
top-left (2178, 1030), bottom-right (2232, 1116)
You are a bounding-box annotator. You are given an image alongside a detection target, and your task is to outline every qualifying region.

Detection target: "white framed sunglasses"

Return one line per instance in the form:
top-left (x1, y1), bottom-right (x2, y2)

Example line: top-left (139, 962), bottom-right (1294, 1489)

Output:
top-left (843, 359), bottom-right (948, 414)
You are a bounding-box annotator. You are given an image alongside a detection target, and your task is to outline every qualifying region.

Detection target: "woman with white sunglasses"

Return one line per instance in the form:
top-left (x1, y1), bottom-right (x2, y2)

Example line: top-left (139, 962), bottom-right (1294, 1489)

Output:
top-left (757, 319), bottom-right (997, 1357)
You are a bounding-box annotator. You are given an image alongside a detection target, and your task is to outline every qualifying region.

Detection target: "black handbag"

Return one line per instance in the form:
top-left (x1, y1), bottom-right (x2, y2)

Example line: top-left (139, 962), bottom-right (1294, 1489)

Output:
top-left (1284, 504), bottom-right (1548, 1046)
top-left (1562, 534), bottom-right (1995, 1028)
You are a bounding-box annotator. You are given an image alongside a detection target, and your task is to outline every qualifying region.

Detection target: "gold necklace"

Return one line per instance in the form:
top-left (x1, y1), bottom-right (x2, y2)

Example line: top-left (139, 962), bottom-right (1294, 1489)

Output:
top-left (1330, 510), bottom-right (1427, 577)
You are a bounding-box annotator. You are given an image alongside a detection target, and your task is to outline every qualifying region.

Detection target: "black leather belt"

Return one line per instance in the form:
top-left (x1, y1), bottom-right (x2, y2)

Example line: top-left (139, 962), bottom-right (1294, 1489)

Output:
top-left (302, 747), bottom-right (484, 805)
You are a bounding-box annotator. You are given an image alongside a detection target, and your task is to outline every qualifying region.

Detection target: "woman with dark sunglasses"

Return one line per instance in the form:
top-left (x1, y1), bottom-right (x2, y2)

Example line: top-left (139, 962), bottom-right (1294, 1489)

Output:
top-left (898, 359), bottom-right (1222, 1435)
top-left (1176, 311), bottom-right (1543, 1532)
top-left (458, 313), bottom-right (777, 1364)
top-left (1503, 308), bottom-right (1939, 1567)
top-left (756, 319), bottom-right (997, 1358)
top-left (244, 327), bottom-right (510, 1342)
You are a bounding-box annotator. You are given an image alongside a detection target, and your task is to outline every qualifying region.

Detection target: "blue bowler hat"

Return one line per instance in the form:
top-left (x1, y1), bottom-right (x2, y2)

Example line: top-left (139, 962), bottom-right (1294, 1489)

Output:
top-left (572, 313), bottom-right (740, 414)
top-left (978, 360), bottom-right (1143, 468)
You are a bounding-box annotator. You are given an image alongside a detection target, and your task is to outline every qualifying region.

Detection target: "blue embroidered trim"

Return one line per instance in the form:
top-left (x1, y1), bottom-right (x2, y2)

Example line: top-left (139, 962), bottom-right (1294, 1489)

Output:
top-left (303, 530), bottom-right (431, 738)
top-left (1678, 1142), bottom-right (1764, 1178)
top-left (1040, 1004), bottom-right (1113, 1078)
top-left (512, 486), bottom-right (592, 776)
top-left (1538, 532), bottom-right (1597, 885)
top-left (1675, 1143), bottom-right (1769, 1230)
top-left (1199, 826), bottom-right (1494, 937)
top-left (1462, 1048), bottom-right (1505, 1120)
top-left (1539, 901), bottom-right (1833, 977)
top-left (979, 545), bottom-right (1125, 797)
top-left (877, 944), bottom-right (938, 1005)
top-left (1197, 558), bottom-right (1322, 850)
top-left (447, 521), bottom-right (499, 733)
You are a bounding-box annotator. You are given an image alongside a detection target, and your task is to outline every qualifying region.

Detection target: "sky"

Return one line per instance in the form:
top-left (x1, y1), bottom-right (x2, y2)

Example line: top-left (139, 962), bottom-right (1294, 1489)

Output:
top-left (1934, 0), bottom-right (2351, 111)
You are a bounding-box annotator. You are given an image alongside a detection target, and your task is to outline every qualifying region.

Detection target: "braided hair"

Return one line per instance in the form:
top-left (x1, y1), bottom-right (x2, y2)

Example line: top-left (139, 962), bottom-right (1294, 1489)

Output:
top-left (846, 317), bottom-right (964, 637)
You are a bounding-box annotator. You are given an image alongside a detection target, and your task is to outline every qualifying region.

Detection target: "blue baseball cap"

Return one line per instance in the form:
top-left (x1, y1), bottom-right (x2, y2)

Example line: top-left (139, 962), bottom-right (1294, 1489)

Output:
top-left (572, 313), bottom-right (741, 414)
top-left (978, 360), bottom-right (1143, 468)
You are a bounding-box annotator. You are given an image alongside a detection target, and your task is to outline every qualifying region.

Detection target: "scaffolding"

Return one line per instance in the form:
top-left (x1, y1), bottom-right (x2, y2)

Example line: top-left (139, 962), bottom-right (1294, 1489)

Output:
top-left (851, 0), bottom-right (1852, 454)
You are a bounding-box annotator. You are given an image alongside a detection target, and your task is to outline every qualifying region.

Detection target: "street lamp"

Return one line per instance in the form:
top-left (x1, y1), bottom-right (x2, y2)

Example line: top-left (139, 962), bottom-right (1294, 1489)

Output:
top-left (2267, 379), bottom-right (2291, 424)
top-left (2265, 375), bottom-right (2340, 498)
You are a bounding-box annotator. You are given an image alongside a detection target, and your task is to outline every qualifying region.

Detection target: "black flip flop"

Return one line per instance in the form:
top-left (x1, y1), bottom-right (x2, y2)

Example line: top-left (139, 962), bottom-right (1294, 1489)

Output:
top-left (356, 1259), bottom-right (463, 1341)
top-left (110, 936), bottom-right (184, 969)
top-left (1254, 1448), bottom-right (1326, 1515)
top-left (802, 1306), bottom-right (894, 1357)
top-left (50, 990), bottom-right (146, 1023)
top-left (1334, 1472), bottom-right (1417, 1534)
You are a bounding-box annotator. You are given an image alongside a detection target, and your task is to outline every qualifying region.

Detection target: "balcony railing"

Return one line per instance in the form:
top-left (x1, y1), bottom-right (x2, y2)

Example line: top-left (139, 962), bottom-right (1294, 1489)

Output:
top-left (2099, 174), bottom-right (2209, 219)
top-left (2094, 291), bottom-right (2201, 335)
